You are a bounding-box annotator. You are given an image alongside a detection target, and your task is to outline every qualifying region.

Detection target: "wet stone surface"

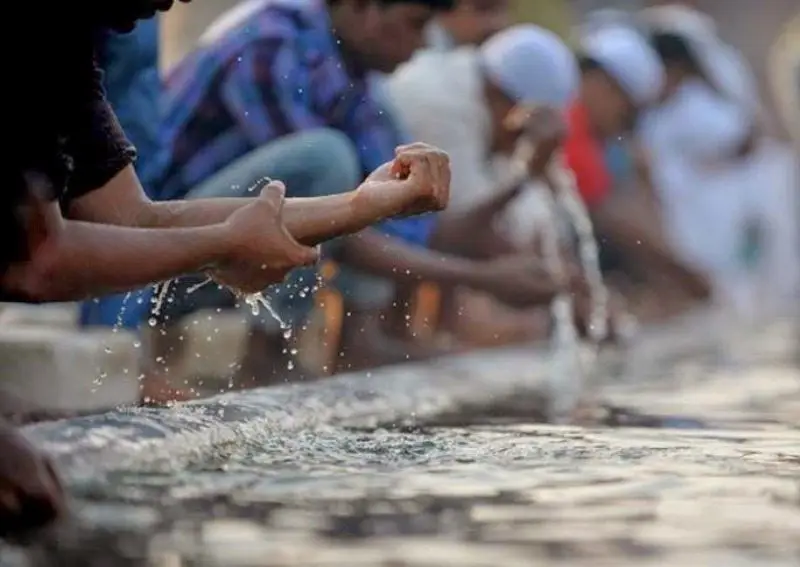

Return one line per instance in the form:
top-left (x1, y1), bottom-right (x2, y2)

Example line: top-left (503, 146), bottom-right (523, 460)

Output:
top-left (2, 318), bottom-right (799, 566)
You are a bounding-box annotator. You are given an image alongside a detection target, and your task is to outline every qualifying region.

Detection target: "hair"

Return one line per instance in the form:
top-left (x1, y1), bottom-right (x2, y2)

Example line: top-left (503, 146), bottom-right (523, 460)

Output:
top-left (650, 31), bottom-right (702, 73)
top-left (577, 55), bottom-right (603, 73)
top-left (327, 0), bottom-right (455, 8)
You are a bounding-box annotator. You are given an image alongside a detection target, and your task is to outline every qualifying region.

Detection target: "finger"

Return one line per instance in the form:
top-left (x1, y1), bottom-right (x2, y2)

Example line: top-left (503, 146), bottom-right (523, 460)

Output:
top-left (258, 179), bottom-right (286, 207)
top-left (394, 142), bottom-right (433, 156)
top-left (275, 222), bottom-right (320, 267)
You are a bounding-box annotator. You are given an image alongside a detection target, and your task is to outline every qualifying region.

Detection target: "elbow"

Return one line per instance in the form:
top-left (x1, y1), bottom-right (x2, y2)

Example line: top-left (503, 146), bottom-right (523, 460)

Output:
top-left (1, 264), bottom-right (56, 303)
top-left (0, 248), bottom-right (80, 304)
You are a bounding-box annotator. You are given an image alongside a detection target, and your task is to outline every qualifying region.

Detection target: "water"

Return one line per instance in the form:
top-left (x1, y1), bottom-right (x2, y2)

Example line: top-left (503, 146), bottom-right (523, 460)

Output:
top-left (3, 313), bottom-right (797, 566)
top-left (508, 143), bottom-right (611, 422)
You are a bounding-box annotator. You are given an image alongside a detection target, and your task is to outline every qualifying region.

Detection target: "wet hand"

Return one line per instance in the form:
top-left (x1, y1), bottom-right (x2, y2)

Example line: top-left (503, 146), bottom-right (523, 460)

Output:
top-left (356, 143), bottom-right (450, 218)
top-left (478, 254), bottom-right (568, 307)
top-left (213, 179), bottom-right (319, 294)
top-left (0, 424), bottom-right (65, 541)
top-left (505, 105), bottom-right (567, 177)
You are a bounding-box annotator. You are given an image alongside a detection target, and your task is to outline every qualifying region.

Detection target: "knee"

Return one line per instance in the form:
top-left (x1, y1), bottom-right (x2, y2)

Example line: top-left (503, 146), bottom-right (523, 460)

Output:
top-left (293, 129), bottom-right (362, 195)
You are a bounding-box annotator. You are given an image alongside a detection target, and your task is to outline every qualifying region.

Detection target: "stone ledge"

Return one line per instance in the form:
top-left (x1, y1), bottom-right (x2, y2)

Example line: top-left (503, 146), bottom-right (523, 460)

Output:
top-left (0, 302), bottom-right (79, 329)
top-left (0, 326), bottom-right (141, 412)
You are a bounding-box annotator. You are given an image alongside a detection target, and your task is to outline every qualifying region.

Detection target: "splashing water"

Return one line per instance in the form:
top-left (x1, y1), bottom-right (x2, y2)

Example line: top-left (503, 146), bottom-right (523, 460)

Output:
top-left (510, 141), bottom-right (611, 422)
top-left (242, 292), bottom-right (292, 341)
top-left (151, 280), bottom-right (173, 319)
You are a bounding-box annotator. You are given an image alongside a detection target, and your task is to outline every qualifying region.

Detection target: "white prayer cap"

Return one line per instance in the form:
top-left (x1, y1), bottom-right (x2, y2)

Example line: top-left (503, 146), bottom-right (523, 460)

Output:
top-left (580, 25), bottom-right (665, 107)
top-left (480, 24), bottom-right (579, 109)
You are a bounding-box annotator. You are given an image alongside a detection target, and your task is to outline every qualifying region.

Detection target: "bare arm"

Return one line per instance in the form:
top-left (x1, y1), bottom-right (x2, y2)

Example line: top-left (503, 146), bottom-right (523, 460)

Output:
top-left (591, 203), bottom-right (711, 300)
top-left (342, 229), bottom-right (487, 287)
top-left (431, 180), bottom-right (523, 259)
top-left (1, 201), bottom-right (230, 302)
top-left (67, 166), bottom-right (411, 247)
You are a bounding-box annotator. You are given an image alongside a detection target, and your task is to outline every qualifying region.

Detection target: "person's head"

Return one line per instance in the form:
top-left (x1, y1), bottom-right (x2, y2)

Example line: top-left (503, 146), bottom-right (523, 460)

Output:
top-left (436, 0), bottom-right (512, 47)
top-left (478, 24), bottom-right (579, 153)
top-left (650, 31), bottom-right (703, 98)
top-left (327, 0), bottom-right (455, 73)
top-left (577, 26), bottom-right (665, 137)
top-left (640, 5), bottom-right (719, 100)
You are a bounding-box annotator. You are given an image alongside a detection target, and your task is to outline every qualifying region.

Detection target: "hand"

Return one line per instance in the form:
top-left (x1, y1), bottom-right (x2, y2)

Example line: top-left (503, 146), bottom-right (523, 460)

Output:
top-left (0, 424), bottom-right (65, 540)
top-left (212, 179), bottom-right (319, 294)
top-left (355, 142), bottom-right (450, 219)
top-left (505, 105), bottom-right (567, 177)
top-left (475, 254), bottom-right (568, 307)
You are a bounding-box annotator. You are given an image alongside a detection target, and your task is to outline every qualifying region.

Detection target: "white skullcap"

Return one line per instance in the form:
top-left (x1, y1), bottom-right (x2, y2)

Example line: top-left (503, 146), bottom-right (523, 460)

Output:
top-left (581, 25), bottom-right (665, 106)
top-left (480, 24), bottom-right (579, 109)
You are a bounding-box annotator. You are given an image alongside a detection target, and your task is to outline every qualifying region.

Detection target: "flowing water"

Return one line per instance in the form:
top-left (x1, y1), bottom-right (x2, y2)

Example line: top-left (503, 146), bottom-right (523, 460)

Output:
top-left (1, 311), bottom-right (797, 567)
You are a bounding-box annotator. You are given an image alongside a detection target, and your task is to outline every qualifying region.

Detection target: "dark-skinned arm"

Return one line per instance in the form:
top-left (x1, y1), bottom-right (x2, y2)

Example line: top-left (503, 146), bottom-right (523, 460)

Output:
top-left (1, 201), bottom-right (230, 303)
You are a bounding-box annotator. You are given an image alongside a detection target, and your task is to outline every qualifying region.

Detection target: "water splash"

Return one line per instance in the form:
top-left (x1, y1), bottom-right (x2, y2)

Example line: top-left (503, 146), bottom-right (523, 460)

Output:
top-left (151, 280), bottom-right (174, 319)
top-left (510, 142), bottom-right (611, 422)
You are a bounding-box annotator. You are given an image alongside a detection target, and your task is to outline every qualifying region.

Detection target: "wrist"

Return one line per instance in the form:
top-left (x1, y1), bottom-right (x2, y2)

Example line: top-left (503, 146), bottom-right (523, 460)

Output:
top-left (209, 222), bottom-right (240, 267)
top-left (352, 184), bottom-right (403, 222)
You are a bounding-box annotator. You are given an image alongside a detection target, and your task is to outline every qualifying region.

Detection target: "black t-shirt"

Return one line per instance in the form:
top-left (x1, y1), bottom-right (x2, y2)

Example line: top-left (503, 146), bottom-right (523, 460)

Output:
top-left (2, 19), bottom-right (136, 274)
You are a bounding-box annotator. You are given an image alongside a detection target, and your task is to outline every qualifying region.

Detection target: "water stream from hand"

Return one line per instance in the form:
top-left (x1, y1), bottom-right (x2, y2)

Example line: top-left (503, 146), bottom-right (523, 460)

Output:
top-left (511, 142), bottom-right (612, 422)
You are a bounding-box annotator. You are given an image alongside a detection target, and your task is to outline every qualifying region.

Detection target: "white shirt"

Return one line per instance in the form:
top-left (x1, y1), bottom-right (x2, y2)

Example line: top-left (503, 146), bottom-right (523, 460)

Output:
top-left (640, 78), bottom-right (755, 291)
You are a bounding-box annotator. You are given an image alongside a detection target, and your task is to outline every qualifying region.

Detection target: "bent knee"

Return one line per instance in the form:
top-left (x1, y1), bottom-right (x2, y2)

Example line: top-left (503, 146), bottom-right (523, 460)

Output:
top-left (291, 129), bottom-right (362, 195)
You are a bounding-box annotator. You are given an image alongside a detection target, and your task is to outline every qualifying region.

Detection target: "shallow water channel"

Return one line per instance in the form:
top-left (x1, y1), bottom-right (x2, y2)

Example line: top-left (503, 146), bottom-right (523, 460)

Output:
top-left (2, 313), bottom-right (798, 567)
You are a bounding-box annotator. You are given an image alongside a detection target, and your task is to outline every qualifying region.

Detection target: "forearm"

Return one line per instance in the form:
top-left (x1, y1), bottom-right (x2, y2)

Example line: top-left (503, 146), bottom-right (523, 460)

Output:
top-left (592, 209), bottom-right (711, 299)
top-left (140, 192), bottom-right (393, 247)
top-left (342, 229), bottom-right (486, 288)
top-left (1, 221), bottom-right (230, 302)
top-left (432, 180), bottom-right (522, 258)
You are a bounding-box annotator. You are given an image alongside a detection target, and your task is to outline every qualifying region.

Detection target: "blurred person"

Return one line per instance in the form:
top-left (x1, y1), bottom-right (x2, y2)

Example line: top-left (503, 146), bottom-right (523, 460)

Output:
top-left (639, 4), bottom-right (799, 314)
top-left (425, 0), bottom-right (511, 49)
top-left (146, 0), bottom-right (569, 392)
top-left (388, 21), bottom-right (708, 343)
top-left (386, 24), bottom-right (588, 344)
top-left (565, 22), bottom-right (712, 313)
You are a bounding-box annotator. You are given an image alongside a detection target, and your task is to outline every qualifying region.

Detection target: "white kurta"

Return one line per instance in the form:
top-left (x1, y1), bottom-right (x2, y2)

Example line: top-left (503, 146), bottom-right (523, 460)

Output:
top-left (642, 76), bottom-right (799, 308)
top-left (640, 79), bottom-right (753, 294)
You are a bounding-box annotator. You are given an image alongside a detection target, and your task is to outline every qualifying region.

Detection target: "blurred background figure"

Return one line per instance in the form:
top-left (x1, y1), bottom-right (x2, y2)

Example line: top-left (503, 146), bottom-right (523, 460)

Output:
top-left (639, 4), bottom-right (798, 320)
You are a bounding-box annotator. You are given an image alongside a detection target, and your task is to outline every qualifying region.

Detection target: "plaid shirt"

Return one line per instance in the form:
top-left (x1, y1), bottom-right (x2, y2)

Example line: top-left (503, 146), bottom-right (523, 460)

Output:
top-left (154, 0), bottom-right (404, 201)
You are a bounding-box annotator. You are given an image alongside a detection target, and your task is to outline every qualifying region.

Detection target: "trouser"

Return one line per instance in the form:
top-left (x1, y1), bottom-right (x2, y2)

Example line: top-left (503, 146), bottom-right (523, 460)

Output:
top-left (149, 128), bottom-right (394, 332)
